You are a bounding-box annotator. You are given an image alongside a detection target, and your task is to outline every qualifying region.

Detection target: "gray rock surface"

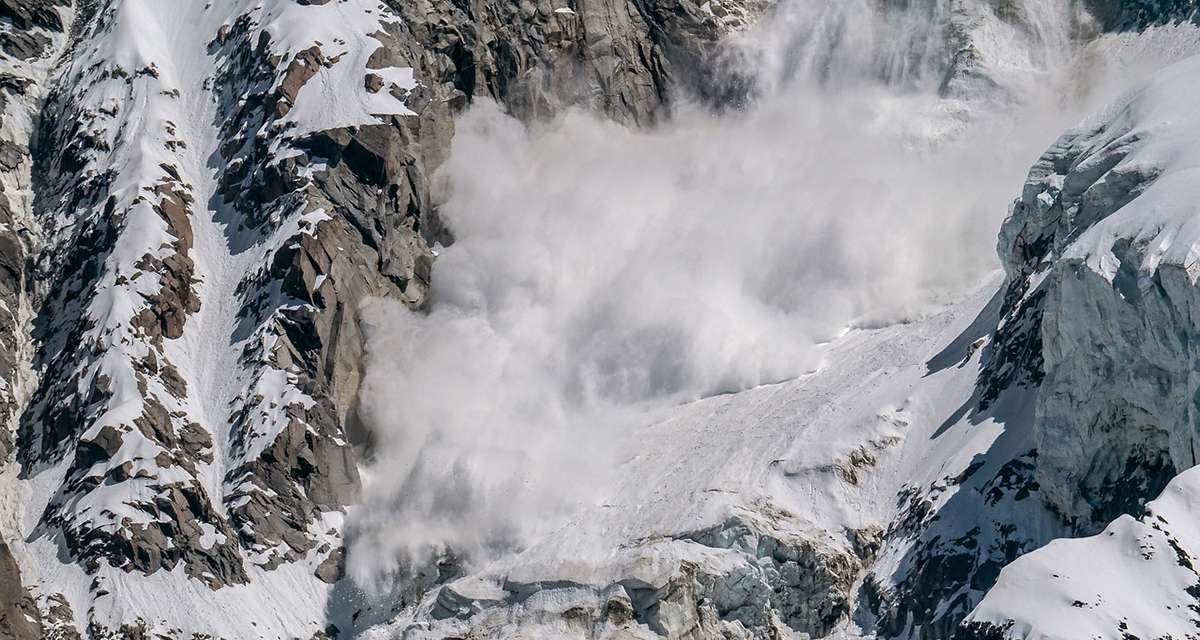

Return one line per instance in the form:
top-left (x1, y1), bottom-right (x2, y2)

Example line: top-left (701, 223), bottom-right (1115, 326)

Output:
top-left (0, 0), bottom-right (772, 635)
top-left (1087, 0), bottom-right (1199, 29)
top-left (0, 2), bottom-right (67, 638)
top-left (4, 0), bottom-right (1197, 637)
top-left (0, 540), bottom-right (40, 640)
top-left (984, 58), bottom-right (1200, 532)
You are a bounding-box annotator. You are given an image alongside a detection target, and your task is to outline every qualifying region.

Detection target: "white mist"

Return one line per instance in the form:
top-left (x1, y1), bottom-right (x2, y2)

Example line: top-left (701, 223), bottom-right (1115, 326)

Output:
top-left (344, 0), bottom-right (1200, 592)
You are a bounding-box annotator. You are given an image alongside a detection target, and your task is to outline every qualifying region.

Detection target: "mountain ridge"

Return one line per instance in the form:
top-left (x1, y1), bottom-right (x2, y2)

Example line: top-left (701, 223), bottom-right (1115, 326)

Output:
top-left (2, 0), bottom-right (1200, 638)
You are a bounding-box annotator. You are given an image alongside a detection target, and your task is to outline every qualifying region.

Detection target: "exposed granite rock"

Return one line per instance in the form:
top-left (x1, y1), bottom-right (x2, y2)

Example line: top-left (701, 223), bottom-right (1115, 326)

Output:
top-left (0, 0), bottom-right (69, 459)
top-left (0, 4), bottom-right (68, 634)
top-left (381, 0), bottom-right (770, 127)
top-left (953, 620), bottom-right (1014, 640)
top-left (0, 0), bottom-right (65, 33)
top-left (1, 0), bottom-right (764, 634)
top-left (38, 593), bottom-right (80, 640)
top-left (861, 451), bottom-right (1064, 640)
top-left (315, 545), bottom-right (346, 584)
top-left (197, 0), bottom-right (771, 578)
top-left (0, 185), bottom-right (26, 462)
top-left (5, 0), bottom-right (772, 592)
top-left (0, 540), bottom-right (41, 640)
top-left (3, 1), bottom-right (1197, 639)
top-left (19, 0), bottom-right (247, 587)
top-left (0, 28), bottom-right (49, 62)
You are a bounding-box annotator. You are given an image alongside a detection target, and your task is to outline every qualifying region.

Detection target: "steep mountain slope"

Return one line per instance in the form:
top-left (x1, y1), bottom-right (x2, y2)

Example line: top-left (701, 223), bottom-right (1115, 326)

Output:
top-left (0, 0), bottom-right (770, 638)
top-left (0, 2), bottom-right (72, 639)
top-left (354, 275), bottom-right (1034, 639)
top-left (960, 48), bottom-right (1200, 640)
top-left (339, 8), bottom-right (1200, 640)
top-left (2, 0), bottom-right (1200, 638)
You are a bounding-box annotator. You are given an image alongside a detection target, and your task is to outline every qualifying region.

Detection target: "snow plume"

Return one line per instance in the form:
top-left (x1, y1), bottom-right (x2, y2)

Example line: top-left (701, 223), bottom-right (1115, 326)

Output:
top-left (345, 0), bottom-right (1200, 592)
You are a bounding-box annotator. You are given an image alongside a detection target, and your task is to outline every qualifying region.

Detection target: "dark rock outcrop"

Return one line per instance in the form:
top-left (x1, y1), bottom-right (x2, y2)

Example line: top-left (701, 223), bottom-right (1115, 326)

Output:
top-left (0, 3), bottom-right (771, 629)
top-left (1087, 0), bottom-right (1199, 30)
top-left (0, 540), bottom-right (41, 640)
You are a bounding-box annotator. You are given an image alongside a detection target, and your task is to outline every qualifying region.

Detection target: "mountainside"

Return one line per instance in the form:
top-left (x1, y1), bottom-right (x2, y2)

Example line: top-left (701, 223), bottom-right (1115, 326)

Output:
top-left (0, 0), bottom-right (771, 637)
top-left (962, 48), bottom-right (1200, 640)
top-left (3, 0), bottom-right (1200, 638)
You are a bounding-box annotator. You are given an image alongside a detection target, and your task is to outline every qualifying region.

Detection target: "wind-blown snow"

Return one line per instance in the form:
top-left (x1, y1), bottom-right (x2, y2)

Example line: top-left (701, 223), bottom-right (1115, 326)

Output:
top-left (5, 0), bottom-right (1200, 636)
top-left (1062, 56), bottom-right (1200, 276)
top-left (347, 0), bottom-right (1200, 591)
top-left (963, 50), bottom-right (1200, 640)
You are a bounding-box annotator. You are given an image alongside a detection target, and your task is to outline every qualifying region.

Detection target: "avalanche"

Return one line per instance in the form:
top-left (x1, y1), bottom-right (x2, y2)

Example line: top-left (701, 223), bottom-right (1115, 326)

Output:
top-left (2, 0), bottom-right (1200, 638)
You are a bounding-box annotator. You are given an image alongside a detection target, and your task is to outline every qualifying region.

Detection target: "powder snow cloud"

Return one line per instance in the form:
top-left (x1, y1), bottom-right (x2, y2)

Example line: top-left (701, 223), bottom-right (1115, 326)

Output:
top-left (342, 0), bottom-right (1197, 592)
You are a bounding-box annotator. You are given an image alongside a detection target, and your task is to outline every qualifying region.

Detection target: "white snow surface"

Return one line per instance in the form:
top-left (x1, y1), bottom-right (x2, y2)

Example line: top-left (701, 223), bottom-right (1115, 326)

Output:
top-left (493, 275), bottom-right (1006, 576)
top-left (1061, 55), bottom-right (1200, 279)
top-left (961, 52), bottom-right (1200, 640)
top-left (0, 0), bottom-right (416, 637)
top-left (966, 465), bottom-right (1200, 639)
top-left (358, 273), bottom-right (1011, 638)
top-left (6, 0), bottom-right (1200, 637)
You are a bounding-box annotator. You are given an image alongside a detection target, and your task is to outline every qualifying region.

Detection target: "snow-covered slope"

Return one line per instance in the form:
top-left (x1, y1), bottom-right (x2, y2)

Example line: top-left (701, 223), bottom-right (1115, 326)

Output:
top-left (2, 0), bottom-right (1200, 638)
top-left (352, 274), bottom-right (1034, 639)
top-left (959, 48), bottom-right (1200, 640)
top-left (0, 0), bottom-right (773, 637)
top-left (340, 8), bottom-right (1200, 640)
top-left (964, 466), bottom-right (1200, 639)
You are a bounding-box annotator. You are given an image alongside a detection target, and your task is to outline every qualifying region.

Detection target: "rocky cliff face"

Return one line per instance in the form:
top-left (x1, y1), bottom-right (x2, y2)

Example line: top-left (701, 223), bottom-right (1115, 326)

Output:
top-left (0, 0), bottom-right (769, 637)
top-left (991, 73), bottom-right (1197, 530)
top-left (2, 0), bottom-right (1200, 638)
top-left (1089, 0), bottom-right (1199, 30)
top-left (858, 22), bottom-right (1200, 639)
top-left (0, 0), bottom-right (70, 636)
top-left (0, 541), bottom-right (40, 640)
top-left (958, 48), bottom-right (1200, 640)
